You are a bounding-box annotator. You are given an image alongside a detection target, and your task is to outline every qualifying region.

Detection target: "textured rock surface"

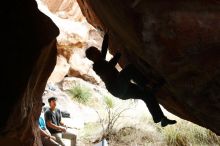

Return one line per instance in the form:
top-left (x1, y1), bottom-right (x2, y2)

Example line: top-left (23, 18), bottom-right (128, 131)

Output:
top-left (48, 55), bottom-right (70, 83)
top-left (77, 0), bottom-right (220, 135)
top-left (37, 0), bottom-right (104, 84)
top-left (0, 0), bottom-right (59, 145)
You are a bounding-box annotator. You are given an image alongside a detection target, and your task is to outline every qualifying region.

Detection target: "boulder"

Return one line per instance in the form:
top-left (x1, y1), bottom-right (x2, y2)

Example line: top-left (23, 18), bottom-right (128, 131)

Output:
top-left (77, 0), bottom-right (220, 135)
top-left (0, 1), bottom-right (59, 145)
top-left (48, 55), bottom-right (70, 83)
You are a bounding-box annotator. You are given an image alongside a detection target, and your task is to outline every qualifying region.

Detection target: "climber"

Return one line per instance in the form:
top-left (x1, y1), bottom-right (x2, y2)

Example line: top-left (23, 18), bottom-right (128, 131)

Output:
top-left (85, 33), bottom-right (176, 127)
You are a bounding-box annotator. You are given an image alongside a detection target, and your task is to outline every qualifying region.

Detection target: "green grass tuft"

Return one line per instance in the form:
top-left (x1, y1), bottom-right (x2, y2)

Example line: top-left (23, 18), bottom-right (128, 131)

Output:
top-left (103, 96), bottom-right (115, 109)
top-left (67, 84), bottom-right (91, 104)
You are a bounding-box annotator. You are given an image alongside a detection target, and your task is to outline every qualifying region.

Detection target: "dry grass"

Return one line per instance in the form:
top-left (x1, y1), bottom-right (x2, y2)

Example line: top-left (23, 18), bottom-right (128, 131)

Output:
top-left (80, 122), bottom-right (103, 144)
top-left (66, 83), bottom-right (220, 146)
top-left (83, 114), bottom-right (220, 146)
top-left (109, 127), bottom-right (165, 146)
top-left (158, 120), bottom-right (220, 146)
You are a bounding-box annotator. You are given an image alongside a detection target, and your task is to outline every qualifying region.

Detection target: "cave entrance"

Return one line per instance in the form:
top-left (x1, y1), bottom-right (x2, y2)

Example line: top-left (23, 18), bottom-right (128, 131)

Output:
top-left (35, 1), bottom-right (220, 146)
top-left (36, 0), bottom-right (105, 84)
top-left (35, 0), bottom-right (117, 145)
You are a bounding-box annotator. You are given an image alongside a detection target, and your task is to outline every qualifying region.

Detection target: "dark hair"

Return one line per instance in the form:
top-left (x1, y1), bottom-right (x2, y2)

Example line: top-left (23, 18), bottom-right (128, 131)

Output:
top-left (85, 46), bottom-right (99, 60)
top-left (48, 97), bottom-right (57, 103)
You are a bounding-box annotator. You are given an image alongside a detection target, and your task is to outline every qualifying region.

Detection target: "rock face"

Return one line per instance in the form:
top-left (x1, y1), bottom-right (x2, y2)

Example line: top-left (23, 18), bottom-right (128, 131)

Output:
top-left (47, 55), bottom-right (70, 83)
top-left (76, 0), bottom-right (220, 135)
top-left (37, 0), bottom-right (104, 85)
top-left (0, 1), bottom-right (59, 145)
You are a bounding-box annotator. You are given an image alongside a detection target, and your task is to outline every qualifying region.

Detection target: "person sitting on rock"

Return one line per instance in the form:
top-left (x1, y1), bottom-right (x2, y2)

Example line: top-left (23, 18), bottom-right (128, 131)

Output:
top-left (39, 102), bottom-right (60, 146)
top-left (85, 33), bottom-right (176, 127)
top-left (44, 97), bottom-right (77, 146)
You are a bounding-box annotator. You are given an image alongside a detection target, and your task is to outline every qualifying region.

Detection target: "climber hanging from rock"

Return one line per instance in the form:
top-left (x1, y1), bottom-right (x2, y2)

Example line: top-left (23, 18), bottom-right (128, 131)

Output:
top-left (85, 32), bottom-right (176, 127)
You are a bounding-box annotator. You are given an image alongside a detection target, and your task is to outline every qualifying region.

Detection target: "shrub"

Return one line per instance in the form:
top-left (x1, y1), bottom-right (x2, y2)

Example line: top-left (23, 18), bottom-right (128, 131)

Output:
top-left (160, 120), bottom-right (220, 146)
top-left (96, 97), bottom-right (135, 142)
top-left (104, 96), bottom-right (115, 109)
top-left (67, 84), bottom-right (91, 104)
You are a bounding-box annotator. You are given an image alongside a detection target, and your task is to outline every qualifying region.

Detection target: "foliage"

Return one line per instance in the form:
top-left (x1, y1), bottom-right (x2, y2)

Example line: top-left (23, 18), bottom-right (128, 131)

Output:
top-left (67, 84), bottom-right (91, 104)
top-left (80, 122), bottom-right (103, 144)
top-left (96, 97), bottom-right (135, 142)
top-left (104, 96), bottom-right (114, 109)
top-left (66, 84), bottom-right (220, 146)
top-left (159, 120), bottom-right (220, 146)
top-left (106, 115), bottom-right (220, 146)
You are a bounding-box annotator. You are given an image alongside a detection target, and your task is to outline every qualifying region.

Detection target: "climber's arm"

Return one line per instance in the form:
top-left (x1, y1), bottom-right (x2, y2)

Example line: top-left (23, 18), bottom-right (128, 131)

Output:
top-left (109, 52), bottom-right (121, 66)
top-left (101, 33), bottom-right (109, 59)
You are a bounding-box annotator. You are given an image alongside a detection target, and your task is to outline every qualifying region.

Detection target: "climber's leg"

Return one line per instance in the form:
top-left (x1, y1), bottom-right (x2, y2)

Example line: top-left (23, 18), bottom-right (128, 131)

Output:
top-left (123, 83), bottom-right (164, 123)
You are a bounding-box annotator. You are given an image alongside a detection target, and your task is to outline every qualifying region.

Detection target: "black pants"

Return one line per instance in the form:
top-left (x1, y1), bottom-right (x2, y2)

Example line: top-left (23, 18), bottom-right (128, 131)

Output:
top-left (108, 64), bottom-right (164, 123)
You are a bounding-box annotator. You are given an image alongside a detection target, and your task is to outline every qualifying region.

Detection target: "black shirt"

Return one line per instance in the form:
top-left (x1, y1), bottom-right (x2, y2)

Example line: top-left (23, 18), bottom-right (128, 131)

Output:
top-left (93, 60), bottom-right (119, 87)
top-left (44, 108), bottom-right (62, 134)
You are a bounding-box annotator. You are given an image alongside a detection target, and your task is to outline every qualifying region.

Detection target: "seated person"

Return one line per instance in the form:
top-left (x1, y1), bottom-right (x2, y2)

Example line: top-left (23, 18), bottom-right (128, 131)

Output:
top-left (39, 102), bottom-right (60, 146)
top-left (44, 97), bottom-right (77, 146)
top-left (85, 33), bottom-right (176, 127)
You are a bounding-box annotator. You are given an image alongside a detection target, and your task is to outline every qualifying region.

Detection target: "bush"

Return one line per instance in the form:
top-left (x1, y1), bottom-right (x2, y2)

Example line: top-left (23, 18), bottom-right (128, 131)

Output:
top-left (160, 120), bottom-right (220, 146)
top-left (104, 96), bottom-right (114, 109)
top-left (67, 84), bottom-right (91, 104)
top-left (96, 96), bottom-right (135, 142)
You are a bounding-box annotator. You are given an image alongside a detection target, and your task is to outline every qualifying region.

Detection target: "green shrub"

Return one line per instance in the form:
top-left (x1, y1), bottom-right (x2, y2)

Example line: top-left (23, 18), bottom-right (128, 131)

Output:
top-left (104, 96), bottom-right (114, 109)
top-left (67, 84), bottom-right (91, 104)
top-left (160, 120), bottom-right (220, 146)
